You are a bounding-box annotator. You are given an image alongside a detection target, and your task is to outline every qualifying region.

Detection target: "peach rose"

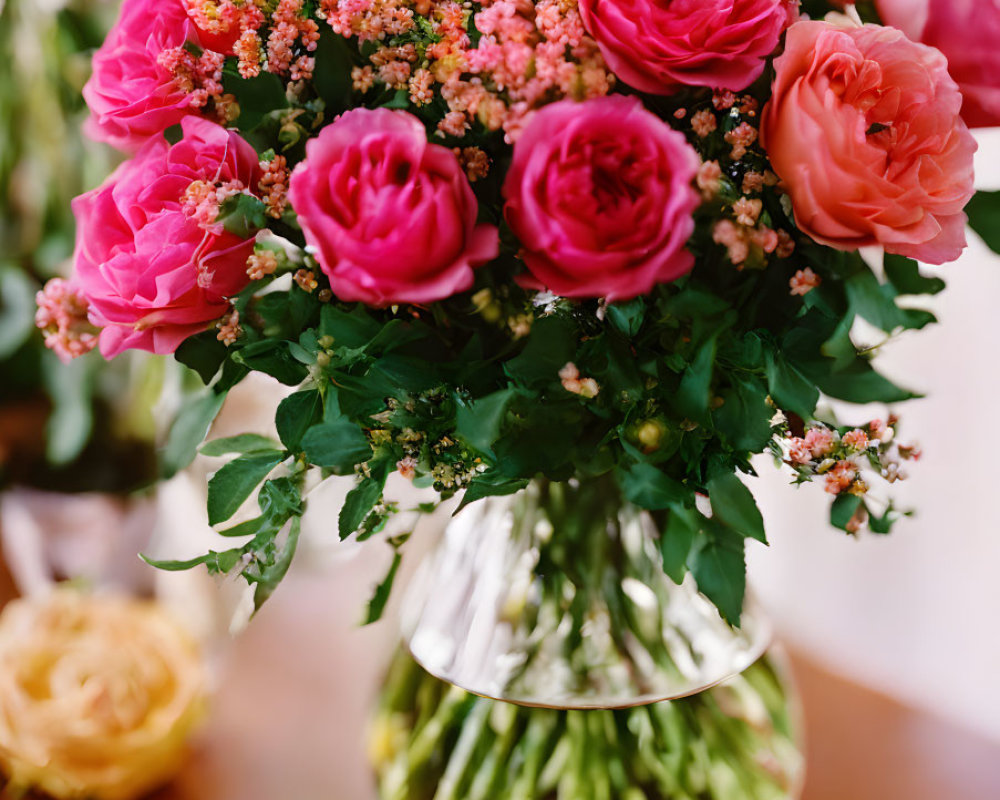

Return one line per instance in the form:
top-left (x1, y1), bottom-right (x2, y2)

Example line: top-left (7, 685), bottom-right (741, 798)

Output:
top-left (761, 21), bottom-right (976, 264)
top-left (0, 590), bottom-right (205, 800)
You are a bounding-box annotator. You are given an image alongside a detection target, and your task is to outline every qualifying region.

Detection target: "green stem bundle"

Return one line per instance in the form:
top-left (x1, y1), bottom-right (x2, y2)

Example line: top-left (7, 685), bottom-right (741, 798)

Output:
top-left (371, 651), bottom-right (803, 800)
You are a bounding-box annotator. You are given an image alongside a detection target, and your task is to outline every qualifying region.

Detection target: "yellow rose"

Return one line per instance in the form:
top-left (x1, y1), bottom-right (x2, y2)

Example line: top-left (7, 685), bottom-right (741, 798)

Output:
top-left (0, 589), bottom-right (206, 800)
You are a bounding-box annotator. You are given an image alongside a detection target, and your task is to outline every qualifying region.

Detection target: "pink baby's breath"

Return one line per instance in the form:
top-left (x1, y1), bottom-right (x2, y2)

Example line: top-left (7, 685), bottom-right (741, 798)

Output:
top-left (35, 279), bottom-right (99, 363)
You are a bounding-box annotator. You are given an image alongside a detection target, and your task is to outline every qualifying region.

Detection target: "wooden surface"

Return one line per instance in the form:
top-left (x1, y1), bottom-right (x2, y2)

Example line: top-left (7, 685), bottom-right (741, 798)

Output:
top-left (1, 556), bottom-right (999, 799)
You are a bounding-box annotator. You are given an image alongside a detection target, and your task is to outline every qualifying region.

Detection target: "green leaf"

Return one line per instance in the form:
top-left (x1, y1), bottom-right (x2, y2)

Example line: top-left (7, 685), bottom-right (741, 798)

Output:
top-left (301, 420), bottom-right (372, 470)
top-left (319, 305), bottom-right (381, 348)
top-left (817, 360), bottom-right (919, 404)
top-left (312, 31), bottom-right (354, 114)
top-left (175, 331), bottom-right (228, 385)
top-left (830, 493), bottom-right (863, 532)
top-left (217, 516), bottom-right (269, 538)
top-left (0, 265), bottom-right (37, 360)
top-left (141, 549), bottom-right (242, 573)
top-left (884, 254), bottom-right (945, 296)
top-left (673, 337), bottom-right (716, 421)
top-left (217, 193), bottom-right (267, 239)
top-left (340, 461), bottom-right (390, 540)
top-left (258, 477), bottom-right (304, 520)
top-left (504, 315), bottom-right (576, 387)
top-left (765, 349), bottom-right (819, 419)
top-left (846, 268), bottom-right (912, 333)
top-left (712, 377), bottom-right (773, 453)
top-left (820, 313), bottom-right (857, 372)
top-left (868, 504), bottom-right (896, 535)
top-left (140, 553), bottom-right (214, 572)
top-left (660, 507), bottom-right (701, 584)
top-left (691, 525), bottom-right (746, 626)
top-left (275, 390), bottom-right (323, 451)
top-left (161, 389), bottom-right (227, 479)
top-left (456, 473), bottom-right (530, 513)
top-left (207, 451), bottom-right (285, 525)
top-left (232, 341), bottom-right (309, 386)
top-left (455, 389), bottom-right (514, 454)
top-left (363, 549), bottom-right (403, 625)
top-left (224, 70), bottom-right (287, 132)
top-left (41, 351), bottom-right (96, 467)
top-left (252, 517), bottom-right (301, 611)
top-left (965, 190), bottom-right (1000, 254)
top-left (200, 434), bottom-right (281, 457)
top-left (619, 463), bottom-right (689, 511)
top-left (607, 298), bottom-right (645, 338)
top-left (706, 469), bottom-right (767, 543)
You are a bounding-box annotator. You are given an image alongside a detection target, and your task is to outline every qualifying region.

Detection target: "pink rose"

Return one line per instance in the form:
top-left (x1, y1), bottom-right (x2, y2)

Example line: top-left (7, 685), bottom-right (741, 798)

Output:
top-left (84, 0), bottom-right (202, 152)
top-left (503, 96), bottom-right (700, 301)
top-left (877, 0), bottom-right (1000, 128)
top-left (73, 117), bottom-right (262, 358)
top-left (761, 21), bottom-right (976, 265)
top-left (288, 108), bottom-right (498, 307)
top-left (578, 0), bottom-right (795, 95)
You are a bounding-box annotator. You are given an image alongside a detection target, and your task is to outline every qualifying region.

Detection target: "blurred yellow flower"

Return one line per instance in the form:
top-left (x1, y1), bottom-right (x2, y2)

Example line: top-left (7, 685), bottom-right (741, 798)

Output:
top-left (0, 589), bottom-right (206, 800)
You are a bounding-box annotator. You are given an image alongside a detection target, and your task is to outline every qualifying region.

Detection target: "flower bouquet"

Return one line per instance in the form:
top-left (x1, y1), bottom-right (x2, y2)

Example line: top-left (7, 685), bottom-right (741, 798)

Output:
top-left (36, 0), bottom-right (1000, 793)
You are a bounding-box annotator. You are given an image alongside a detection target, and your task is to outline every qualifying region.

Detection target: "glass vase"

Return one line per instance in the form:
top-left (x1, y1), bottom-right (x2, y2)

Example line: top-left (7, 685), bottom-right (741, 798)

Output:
top-left (402, 476), bottom-right (772, 709)
top-left (370, 648), bottom-right (805, 800)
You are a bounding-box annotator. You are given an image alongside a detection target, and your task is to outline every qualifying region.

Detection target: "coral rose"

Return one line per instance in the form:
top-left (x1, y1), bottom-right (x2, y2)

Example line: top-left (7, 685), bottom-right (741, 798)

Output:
top-left (73, 117), bottom-right (262, 358)
top-left (84, 0), bottom-right (206, 151)
top-left (288, 108), bottom-right (498, 307)
top-left (761, 21), bottom-right (976, 265)
top-left (503, 96), bottom-right (700, 301)
top-left (578, 0), bottom-right (795, 95)
top-left (876, 0), bottom-right (1000, 128)
top-left (0, 590), bottom-right (205, 800)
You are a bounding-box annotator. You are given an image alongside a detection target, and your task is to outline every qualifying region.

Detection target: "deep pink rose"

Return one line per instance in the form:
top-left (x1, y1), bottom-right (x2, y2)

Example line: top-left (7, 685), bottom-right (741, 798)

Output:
top-left (761, 21), bottom-right (976, 265)
top-left (83, 0), bottom-right (202, 152)
top-left (877, 0), bottom-right (1000, 128)
top-left (503, 96), bottom-right (700, 301)
top-left (73, 117), bottom-right (262, 358)
top-left (288, 108), bottom-right (498, 307)
top-left (578, 0), bottom-right (795, 94)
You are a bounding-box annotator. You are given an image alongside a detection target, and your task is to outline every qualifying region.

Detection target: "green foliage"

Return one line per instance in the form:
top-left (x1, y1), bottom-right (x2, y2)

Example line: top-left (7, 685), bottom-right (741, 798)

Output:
top-left (340, 460), bottom-right (390, 539)
top-left (275, 390), bottom-right (323, 451)
top-left (200, 434), bottom-right (281, 457)
top-left (706, 468), bottom-right (766, 544)
top-left (830, 493), bottom-right (863, 532)
top-left (161, 388), bottom-right (228, 480)
top-left (302, 420), bottom-right (372, 470)
top-left (966, 191), bottom-right (1000, 254)
top-left (619, 463), bottom-right (689, 511)
top-left (363, 533), bottom-right (410, 625)
top-left (217, 193), bottom-right (268, 239)
top-left (206, 450), bottom-right (286, 525)
top-left (144, 474), bottom-right (306, 614)
top-left (691, 523), bottom-right (747, 626)
top-left (0, 265), bottom-right (37, 360)
top-left (41, 352), bottom-right (98, 466)
top-left (659, 507), bottom-right (699, 585)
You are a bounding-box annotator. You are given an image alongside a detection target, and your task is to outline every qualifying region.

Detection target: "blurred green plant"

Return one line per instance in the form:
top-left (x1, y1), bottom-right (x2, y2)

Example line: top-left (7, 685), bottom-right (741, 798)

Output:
top-left (0, 0), bottom-right (161, 492)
